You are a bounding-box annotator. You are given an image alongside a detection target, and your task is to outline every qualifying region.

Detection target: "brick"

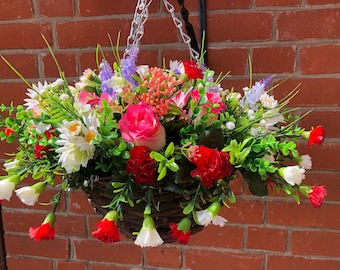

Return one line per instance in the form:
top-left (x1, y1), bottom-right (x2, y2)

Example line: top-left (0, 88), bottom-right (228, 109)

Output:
top-left (222, 198), bottom-right (265, 224)
top-left (246, 226), bottom-right (287, 252)
top-left (69, 189), bottom-right (97, 214)
top-left (299, 110), bottom-right (340, 139)
top-left (206, 0), bottom-right (252, 9)
top-left (297, 141), bottom-right (340, 171)
top-left (304, 171), bottom-right (340, 201)
top-left (252, 46), bottom-right (296, 73)
top-left (74, 240), bottom-right (141, 264)
top-left (189, 224), bottom-right (243, 249)
top-left (267, 201), bottom-right (340, 230)
top-left (39, 0), bottom-right (74, 17)
top-left (56, 19), bottom-right (131, 49)
top-left (0, 140), bottom-right (19, 159)
top-left (267, 255), bottom-right (340, 270)
top-left (6, 256), bottom-right (52, 270)
top-left (208, 48), bottom-right (249, 76)
top-left (0, 0), bottom-right (33, 20)
top-left (145, 246), bottom-right (182, 268)
top-left (142, 17), bottom-right (180, 45)
top-left (2, 211), bottom-right (47, 233)
top-left (291, 230), bottom-right (340, 257)
top-left (90, 264), bottom-right (139, 270)
top-left (0, 23), bottom-right (52, 49)
top-left (277, 8), bottom-right (340, 40)
top-left (307, 0), bottom-right (340, 5)
top-left (79, 0), bottom-right (159, 16)
top-left (185, 249), bottom-right (264, 270)
top-left (300, 45), bottom-right (340, 74)
top-left (207, 13), bottom-right (273, 42)
top-left (42, 53), bottom-right (78, 77)
top-left (256, 0), bottom-right (300, 6)
top-left (0, 54), bottom-right (38, 79)
top-left (272, 77), bottom-right (340, 107)
top-left (5, 234), bottom-right (69, 259)
top-left (56, 261), bottom-right (88, 270)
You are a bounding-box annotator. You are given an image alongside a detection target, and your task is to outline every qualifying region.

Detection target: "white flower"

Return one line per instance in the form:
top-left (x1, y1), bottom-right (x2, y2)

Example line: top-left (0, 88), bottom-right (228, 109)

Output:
top-left (0, 175), bottom-right (20, 201)
top-left (299, 155), bottom-right (312, 170)
top-left (4, 159), bottom-right (20, 171)
top-left (59, 93), bottom-right (69, 101)
top-left (247, 109), bottom-right (255, 120)
top-left (226, 122), bottom-right (236, 130)
top-left (134, 216), bottom-right (163, 247)
top-left (169, 60), bottom-right (185, 75)
top-left (136, 65), bottom-right (149, 77)
top-left (15, 182), bottom-right (45, 206)
top-left (56, 115), bottom-right (99, 174)
top-left (259, 92), bottom-right (278, 109)
top-left (51, 78), bottom-right (64, 88)
top-left (279, 166), bottom-right (305, 186)
top-left (35, 123), bottom-right (51, 134)
top-left (24, 81), bottom-right (49, 114)
top-left (264, 154), bottom-right (275, 163)
top-left (196, 202), bottom-right (228, 227)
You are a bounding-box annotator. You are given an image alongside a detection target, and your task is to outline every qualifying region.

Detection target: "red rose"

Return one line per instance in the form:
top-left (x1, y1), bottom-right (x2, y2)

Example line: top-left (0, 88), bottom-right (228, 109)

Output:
top-left (91, 211), bottom-right (120, 243)
top-left (308, 185), bottom-right (327, 208)
top-left (188, 145), bottom-right (233, 187)
top-left (182, 60), bottom-right (203, 80)
top-left (126, 146), bottom-right (156, 185)
top-left (308, 125), bottom-right (325, 147)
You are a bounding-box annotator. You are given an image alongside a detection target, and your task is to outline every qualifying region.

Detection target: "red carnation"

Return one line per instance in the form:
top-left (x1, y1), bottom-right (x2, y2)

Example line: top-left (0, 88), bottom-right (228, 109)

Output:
top-left (169, 217), bottom-right (191, 244)
top-left (126, 146), bottom-right (156, 185)
top-left (307, 125), bottom-right (325, 147)
top-left (183, 60), bottom-right (203, 80)
top-left (29, 212), bottom-right (56, 241)
top-left (188, 145), bottom-right (233, 187)
top-left (33, 129), bottom-right (55, 159)
top-left (91, 210), bottom-right (120, 243)
top-left (308, 185), bottom-right (327, 208)
top-left (4, 127), bottom-right (15, 137)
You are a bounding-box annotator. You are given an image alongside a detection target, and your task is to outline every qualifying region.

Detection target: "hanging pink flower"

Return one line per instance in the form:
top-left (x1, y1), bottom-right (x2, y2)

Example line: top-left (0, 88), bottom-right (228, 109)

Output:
top-left (308, 185), bottom-right (327, 208)
top-left (118, 103), bottom-right (166, 151)
top-left (126, 146), bottom-right (156, 185)
top-left (91, 210), bottom-right (120, 243)
top-left (29, 212), bottom-right (56, 241)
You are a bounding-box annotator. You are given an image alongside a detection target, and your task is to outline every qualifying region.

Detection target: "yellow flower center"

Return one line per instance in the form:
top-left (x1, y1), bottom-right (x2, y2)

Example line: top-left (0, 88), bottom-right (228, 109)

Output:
top-left (85, 131), bottom-right (96, 142)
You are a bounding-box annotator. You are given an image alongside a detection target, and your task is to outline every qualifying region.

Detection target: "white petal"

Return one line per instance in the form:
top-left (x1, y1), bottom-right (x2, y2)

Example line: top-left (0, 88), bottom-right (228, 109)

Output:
top-left (134, 228), bottom-right (163, 247)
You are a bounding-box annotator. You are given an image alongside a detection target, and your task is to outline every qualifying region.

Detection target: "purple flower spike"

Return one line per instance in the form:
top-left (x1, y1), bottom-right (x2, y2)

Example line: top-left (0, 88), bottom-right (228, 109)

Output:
top-left (121, 47), bottom-right (139, 87)
top-left (99, 60), bottom-right (115, 96)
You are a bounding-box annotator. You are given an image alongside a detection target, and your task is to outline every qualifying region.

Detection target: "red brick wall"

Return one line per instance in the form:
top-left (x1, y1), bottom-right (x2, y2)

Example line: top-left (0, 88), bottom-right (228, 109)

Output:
top-left (1, 0), bottom-right (339, 269)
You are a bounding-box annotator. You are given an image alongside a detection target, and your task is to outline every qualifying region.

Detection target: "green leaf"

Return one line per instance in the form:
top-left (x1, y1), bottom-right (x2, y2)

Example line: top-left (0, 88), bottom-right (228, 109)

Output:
top-left (164, 142), bottom-right (175, 157)
top-left (183, 201), bottom-right (195, 215)
top-left (150, 151), bottom-right (164, 162)
top-left (157, 166), bottom-right (167, 181)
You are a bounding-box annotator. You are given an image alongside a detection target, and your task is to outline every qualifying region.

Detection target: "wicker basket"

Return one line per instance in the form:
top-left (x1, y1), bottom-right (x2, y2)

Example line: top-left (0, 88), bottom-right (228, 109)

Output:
top-left (82, 175), bottom-right (203, 243)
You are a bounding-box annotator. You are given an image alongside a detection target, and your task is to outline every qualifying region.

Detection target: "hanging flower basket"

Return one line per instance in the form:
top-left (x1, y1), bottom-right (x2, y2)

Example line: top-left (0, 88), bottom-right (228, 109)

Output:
top-left (0, 0), bottom-right (327, 247)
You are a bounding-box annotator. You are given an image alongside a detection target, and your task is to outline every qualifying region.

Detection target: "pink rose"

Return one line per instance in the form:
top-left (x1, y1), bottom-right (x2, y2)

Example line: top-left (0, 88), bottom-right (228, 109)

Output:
top-left (118, 103), bottom-right (166, 151)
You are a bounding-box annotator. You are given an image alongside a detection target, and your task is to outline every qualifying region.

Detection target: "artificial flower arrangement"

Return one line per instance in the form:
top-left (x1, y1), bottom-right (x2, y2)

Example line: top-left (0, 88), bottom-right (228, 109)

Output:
top-left (0, 38), bottom-right (326, 247)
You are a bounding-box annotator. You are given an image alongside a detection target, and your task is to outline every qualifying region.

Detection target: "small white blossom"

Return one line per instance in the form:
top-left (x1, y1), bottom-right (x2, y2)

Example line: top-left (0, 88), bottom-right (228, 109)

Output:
top-left (134, 216), bottom-right (163, 247)
top-left (299, 155), bottom-right (312, 169)
top-left (226, 122), bottom-right (236, 130)
top-left (279, 166), bottom-right (305, 186)
top-left (0, 175), bottom-right (20, 201)
top-left (260, 92), bottom-right (278, 109)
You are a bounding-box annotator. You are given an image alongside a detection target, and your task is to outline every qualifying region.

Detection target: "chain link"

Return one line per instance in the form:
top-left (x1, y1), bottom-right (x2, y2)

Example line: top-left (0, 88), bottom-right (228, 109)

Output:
top-left (162, 0), bottom-right (200, 61)
top-left (125, 0), bottom-right (152, 56)
top-left (125, 0), bottom-right (200, 62)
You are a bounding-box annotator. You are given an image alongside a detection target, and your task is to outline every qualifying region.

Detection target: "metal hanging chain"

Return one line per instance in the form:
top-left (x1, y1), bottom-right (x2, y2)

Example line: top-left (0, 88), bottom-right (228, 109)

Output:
top-left (162, 0), bottom-right (200, 61)
top-left (176, 0), bottom-right (200, 57)
top-left (125, 0), bottom-right (200, 62)
top-left (125, 0), bottom-right (152, 56)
